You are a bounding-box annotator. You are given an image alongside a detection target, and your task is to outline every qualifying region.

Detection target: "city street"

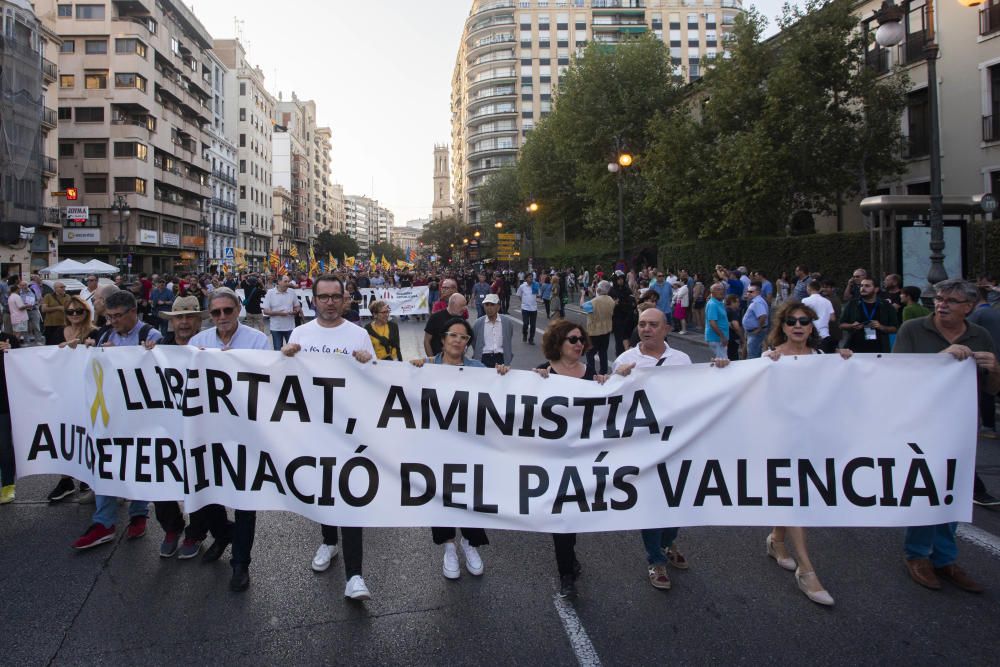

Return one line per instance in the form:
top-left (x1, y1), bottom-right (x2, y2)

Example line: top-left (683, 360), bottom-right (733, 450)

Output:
top-left (2, 309), bottom-right (1000, 666)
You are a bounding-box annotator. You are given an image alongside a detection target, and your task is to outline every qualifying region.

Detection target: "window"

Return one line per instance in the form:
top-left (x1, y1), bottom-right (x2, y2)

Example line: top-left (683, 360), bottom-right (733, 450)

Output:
top-left (58, 143), bottom-right (74, 158)
top-left (60, 40), bottom-right (74, 53)
top-left (171, 38), bottom-right (180, 55)
top-left (239, 108), bottom-right (246, 121)
top-left (115, 177), bottom-right (146, 195)
top-left (906, 88), bottom-right (930, 158)
top-left (83, 143), bottom-right (107, 159)
top-left (84, 176), bottom-right (107, 193)
top-left (76, 4), bottom-right (105, 19)
top-left (239, 82), bottom-right (246, 96)
top-left (57, 4), bottom-right (72, 17)
top-left (239, 134), bottom-right (246, 147)
top-left (986, 64), bottom-right (1000, 142)
top-left (58, 107), bottom-right (72, 120)
top-left (75, 107), bottom-right (104, 123)
top-left (115, 38), bottom-right (147, 58)
top-left (60, 74), bottom-right (75, 89)
top-left (84, 40), bottom-right (107, 54)
top-left (115, 73), bottom-right (147, 92)
top-left (59, 178), bottom-right (75, 191)
top-left (85, 71), bottom-right (108, 89)
top-left (239, 159), bottom-right (246, 173)
top-left (114, 142), bottom-right (148, 160)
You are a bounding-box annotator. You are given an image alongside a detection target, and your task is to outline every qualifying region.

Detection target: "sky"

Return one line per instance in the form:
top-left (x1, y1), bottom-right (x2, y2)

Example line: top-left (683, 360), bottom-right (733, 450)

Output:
top-left (188, 0), bottom-right (790, 227)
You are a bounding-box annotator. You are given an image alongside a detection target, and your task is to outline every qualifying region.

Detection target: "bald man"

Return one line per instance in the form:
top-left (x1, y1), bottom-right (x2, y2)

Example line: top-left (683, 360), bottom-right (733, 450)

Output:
top-left (424, 293), bottom-right (468, 356)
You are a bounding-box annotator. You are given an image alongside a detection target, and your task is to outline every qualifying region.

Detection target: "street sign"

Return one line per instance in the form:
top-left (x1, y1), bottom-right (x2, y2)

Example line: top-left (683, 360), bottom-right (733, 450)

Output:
top-left (65, 206), bottom-right (89, 223)
top-left (224, 247), bottom-right (235, 260)
top-left (981, 193), bottom-right (997, 214)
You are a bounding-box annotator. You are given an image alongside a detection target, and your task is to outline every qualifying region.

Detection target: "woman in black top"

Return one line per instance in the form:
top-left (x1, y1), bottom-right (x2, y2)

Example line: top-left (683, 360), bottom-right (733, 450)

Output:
top-left (610, 274), bottom-right (637, 357)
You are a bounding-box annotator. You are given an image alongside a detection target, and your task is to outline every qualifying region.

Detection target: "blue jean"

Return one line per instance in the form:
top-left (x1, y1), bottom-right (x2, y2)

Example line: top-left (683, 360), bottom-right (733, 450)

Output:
top-left (93, 495), bottom-right (148, 529)
top-left (271, 329), bottom-right (291, 351)
top-left (707, 341), bottom-right (727, 360)
top-left (641, 527), bottom-right (679, 565)
top-left (904, 522), bottom-right (958, 567)
top-left (746, 331), bottom-right (766, 359)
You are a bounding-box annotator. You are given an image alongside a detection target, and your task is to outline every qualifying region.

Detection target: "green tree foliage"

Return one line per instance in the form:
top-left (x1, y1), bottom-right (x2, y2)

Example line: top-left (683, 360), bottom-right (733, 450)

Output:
top-left (418, 216), bottom-right (471, 259)
top-left (314, 230), bottom-right (359, 260)
top-left (370, 242), bottom-right (404, 264)
top-left (645, 0), bottom-right (908, 240)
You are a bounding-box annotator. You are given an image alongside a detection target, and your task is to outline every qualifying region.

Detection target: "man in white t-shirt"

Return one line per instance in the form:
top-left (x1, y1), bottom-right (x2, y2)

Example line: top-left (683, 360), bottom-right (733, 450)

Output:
top-left (515, 276), bottom-right (538, 344)
top-left (79, 274), bottom-right (99, 318)
top-left (282, 274), bottom-right (375, 602)
top-left (802, 279), bottom-right (837, 353)
top-left (261, 274), bottom-right (301, 350)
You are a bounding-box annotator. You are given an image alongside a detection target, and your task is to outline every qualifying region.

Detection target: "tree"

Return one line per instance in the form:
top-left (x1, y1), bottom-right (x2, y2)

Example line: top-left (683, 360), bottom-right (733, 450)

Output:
top-left (418, 215), bottom-right (470, 260)
top-left (314, 230), bottom-right (359, 260)
top-left (371, 242), bottom-right (403, 264)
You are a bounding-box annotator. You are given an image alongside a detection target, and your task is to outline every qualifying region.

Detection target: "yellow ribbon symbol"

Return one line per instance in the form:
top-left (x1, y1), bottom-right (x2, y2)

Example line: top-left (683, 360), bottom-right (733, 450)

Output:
top-left (90, 359), bottom-right (109, 428)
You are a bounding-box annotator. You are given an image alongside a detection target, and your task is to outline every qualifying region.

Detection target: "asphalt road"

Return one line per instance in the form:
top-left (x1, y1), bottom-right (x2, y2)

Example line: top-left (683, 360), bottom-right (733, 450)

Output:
top-left (2, 306), bottom-right (1000, 666)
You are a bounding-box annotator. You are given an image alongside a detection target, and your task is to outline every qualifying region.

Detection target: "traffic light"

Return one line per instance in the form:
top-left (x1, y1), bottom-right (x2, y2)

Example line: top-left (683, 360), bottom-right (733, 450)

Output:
top-left (66, 187), bottom-right (79, 201)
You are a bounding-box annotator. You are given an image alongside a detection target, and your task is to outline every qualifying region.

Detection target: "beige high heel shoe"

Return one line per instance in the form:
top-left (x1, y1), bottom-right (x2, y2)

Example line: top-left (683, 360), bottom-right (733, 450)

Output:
top-left (766, 534), bottom-right (797, 571)
top-left (795, 567), bottom-right (835, 606)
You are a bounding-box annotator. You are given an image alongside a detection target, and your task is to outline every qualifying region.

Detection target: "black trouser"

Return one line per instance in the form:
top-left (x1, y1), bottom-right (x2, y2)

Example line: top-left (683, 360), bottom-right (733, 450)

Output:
top-left (153, 502), bottom-right (231, 541)
top-left (321, 525), bottom-right (364, 578)
top-left (819, 336), bottom-right (837, 354)
top-left (980, 391), bottom-right (996, 430)
top-left (44, 326), bottom-right (64, 345)
top-left (481, 352), bottom-right (504, 369)
top-left (153, 501), bottom-right (186, 534)
top-left (613, 325), bottom-right (631, 357)
top-left (432, 527), bottom-right (489, 547)
top-left (543, 298), bottom-right (551, 318)
top-left (587, 333), bottom-right (610, 375)
top-left (522, 310), bottom-right (537, 342)
top-left (501, 294), bottom-right (510, 313)
top-left (552, 533), bottom-right (577, 576)
top-left (229, 510), bottom-right (256, 567)
top-left (0, 413), bottom-right (13, 487)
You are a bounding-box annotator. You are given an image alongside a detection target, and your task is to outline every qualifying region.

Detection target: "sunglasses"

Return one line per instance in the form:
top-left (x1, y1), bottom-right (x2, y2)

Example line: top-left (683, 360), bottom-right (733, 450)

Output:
top-left (65, 309), bottom-right (85, 316)
top-left (210, 306), bottom-right (235, 317)
top-left (565, 335), bottom-right (585, 344)
top-left (784, 316), bottom-right (812, 326)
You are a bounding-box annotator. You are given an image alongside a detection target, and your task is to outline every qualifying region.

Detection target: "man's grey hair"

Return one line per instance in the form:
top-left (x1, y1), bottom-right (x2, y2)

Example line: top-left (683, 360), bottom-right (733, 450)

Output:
top-left (934, 279), bottom-right (978, 303)
top-left (595, 280), bottom-right (612, 295)
top-left (96, 284), bottom-right (119, 300)
top-left (209, 287), bottom-right (242, 309)
top-left (104, 290), bottom-right (136, 311)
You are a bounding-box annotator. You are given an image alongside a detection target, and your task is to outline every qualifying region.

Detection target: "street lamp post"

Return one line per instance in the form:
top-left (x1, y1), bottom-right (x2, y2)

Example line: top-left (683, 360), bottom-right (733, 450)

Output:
top-left (110, 194), bottom-right (130, 276)
top-left (525, 200), bottom-right (538, 271)
top-left (872, 0), bottom-right (978, 298)
top-left (607, 149), bottom-right (633, 267)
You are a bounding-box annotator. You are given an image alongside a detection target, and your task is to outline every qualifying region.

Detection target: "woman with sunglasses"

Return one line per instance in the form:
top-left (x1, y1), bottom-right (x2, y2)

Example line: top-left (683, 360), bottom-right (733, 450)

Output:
top-left (62, 295), bottom-right (98, 346)
top-left (761, 301), bottom-right (852, 606)
top-left (410, 317), bottom-right (509, 581)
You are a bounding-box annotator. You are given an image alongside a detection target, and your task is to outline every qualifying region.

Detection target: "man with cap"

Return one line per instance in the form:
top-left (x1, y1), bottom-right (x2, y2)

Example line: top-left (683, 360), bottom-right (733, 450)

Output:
top-left (189, 287), bottom-right (269, 592)
top-left (472, 293), bottom-right (514, 368)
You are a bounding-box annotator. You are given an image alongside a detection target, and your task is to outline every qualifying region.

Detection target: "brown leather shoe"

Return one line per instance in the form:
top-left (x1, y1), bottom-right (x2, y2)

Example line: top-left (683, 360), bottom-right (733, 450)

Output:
top-left (934, 564), bottom-right (984, 593)
top-left (904, 558), bottom-right (941, 590)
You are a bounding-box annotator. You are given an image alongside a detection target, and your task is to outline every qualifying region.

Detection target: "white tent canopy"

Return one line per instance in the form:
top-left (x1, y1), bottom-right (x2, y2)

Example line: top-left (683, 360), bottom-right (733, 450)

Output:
top-left (78, 259), bottom-right (119, 275)
top-left (38, 259), bottom-right (87, 275)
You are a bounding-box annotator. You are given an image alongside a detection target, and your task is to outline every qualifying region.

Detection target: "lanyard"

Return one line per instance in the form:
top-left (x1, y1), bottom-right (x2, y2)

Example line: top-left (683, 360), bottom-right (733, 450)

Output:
top-left (860, 300), bottom-right (878, 322)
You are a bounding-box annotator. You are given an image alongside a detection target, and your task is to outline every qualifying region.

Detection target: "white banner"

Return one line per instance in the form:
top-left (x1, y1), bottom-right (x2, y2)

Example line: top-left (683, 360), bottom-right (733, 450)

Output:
top-left (6, 349), bottom-right (976, 531)
top-left (235, 286), bottom-right (429, 319)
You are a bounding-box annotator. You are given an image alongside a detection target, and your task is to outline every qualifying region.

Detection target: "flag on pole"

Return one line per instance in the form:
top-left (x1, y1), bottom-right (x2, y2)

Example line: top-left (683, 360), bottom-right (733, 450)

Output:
top-left (329, 253), bottom-right (337, 270)
top-left (289, 246), bottom-right (299, 259)
top-left (308, 244), bottom-right (319, 278)
top-left (370, 251), bottom-right (377, 267)
top-left (409, 248), bottom-right (417, 263)
top-left (269, 249), bottom-right (280, 271)
top-left (381, 255), bottom-right (391, 271)
top-left (345, 255), bottom-right (355, 269)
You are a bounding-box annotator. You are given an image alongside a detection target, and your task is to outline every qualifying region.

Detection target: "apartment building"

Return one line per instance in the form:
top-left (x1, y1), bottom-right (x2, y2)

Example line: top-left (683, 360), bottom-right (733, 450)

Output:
top-left (37, 0), bottom-right (217, 274)
top-left (315, 126), bottom-right (333, 233)
top-left (451, 0), bottom-right (744, 225)
top-left (373, 206), bottom-right (393, 247)
top-left (213, 37), bottom-right (273, 272)
top-left (390, 224), bottom-right (421, 254)
top-left (204, 47), bottom-right (237, 270)
top-left (272, 184), bottom-right (293, 260)
top-left (344, 195), bottom-right (371, 253)
top-left (273, 92), bottom-right (326, 260)
top-left (328, 182), bottom-right (346, 234)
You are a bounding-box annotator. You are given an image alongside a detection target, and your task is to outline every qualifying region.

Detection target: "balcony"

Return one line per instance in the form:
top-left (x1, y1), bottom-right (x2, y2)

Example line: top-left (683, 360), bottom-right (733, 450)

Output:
top-left (472, 1), bottom-right (515, 18)
top-left (468, 103), bottom-right (517, 122)
top-left (592, 0), bottom-right (645, 9)
top-left (865, 48), bottom-right (889, 76)
top-left (903, 134), bottom-right (929, 160)
top-left (211, 197), bottom-right (238, 212)
top-left (468, 33), bottom-right (516, 55)
top-left (982, 3), bottom-right (1000, 36)
top-left (984, 115), bottom-right (1000, 143)
top-left (42, 57), bottom-right (57, 83)
top-left (468, 16), bottom-right (516, 38)
top-left (41, 106), bottom-right (57, 129)
top-left (41, 156), bottom-right (57, 177)
top-left (468, 143), bottom-right (518, 160)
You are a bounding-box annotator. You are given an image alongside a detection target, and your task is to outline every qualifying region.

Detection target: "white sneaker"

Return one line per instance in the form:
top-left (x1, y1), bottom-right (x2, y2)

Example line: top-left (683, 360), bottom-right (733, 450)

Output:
top-left (344, 575), bottom-right (371, 600)
top-left (442, 542), bottom-right (461, 579)
top-left (460, 537), bottom-right (484, 576)
top-left (311, 543), bottom-right (339, 572)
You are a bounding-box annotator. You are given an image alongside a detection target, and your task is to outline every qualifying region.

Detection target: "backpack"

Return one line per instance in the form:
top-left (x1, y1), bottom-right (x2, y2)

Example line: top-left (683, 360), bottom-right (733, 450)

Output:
top-left (95, 323), bottom-right (154, 346)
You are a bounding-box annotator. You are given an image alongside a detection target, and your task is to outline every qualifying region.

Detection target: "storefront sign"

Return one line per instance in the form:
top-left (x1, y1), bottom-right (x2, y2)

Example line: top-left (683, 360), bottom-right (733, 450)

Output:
top-left (162, 233), bottom-right (180, 246)
top-left (139, 230), bottom-right (158, 244)
top-left (61, 228), bottom-right (101, 243)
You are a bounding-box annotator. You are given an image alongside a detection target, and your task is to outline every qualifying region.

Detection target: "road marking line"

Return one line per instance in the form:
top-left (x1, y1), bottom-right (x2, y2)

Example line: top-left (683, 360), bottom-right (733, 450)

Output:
top-left (957, 522), bottom-right (1000, 558)
top-left (553, 595), bottom-right (602, 667)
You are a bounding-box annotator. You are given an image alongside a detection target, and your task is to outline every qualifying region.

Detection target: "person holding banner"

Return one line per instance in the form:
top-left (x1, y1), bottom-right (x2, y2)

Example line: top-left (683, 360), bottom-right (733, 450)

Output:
top-left (762, 301), bottom-right (853, 607)
top-left (189, 288), bottom-right (269, 592)
top-left (365, 300), bottom-right (402, 361)
top-left (0, 331), bottom-right (21, 504)
top-left (410, 317), bottom-right (509, 580)
top-left (471, 294), bottom-right (513, 368)
top-left (282, 274), bottom-right (375, 602)
top-left (893, 279), bottom-right (1000, 594)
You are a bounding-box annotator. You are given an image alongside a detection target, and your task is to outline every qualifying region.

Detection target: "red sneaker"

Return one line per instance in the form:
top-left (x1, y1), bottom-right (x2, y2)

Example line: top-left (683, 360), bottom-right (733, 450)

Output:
top-left (72, 524), bottom-right (116, 550)
top-left (125, 515), bottom-right (147, 539)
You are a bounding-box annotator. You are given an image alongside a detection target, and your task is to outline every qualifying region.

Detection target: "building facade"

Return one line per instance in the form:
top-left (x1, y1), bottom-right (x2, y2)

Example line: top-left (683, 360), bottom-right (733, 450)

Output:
top-left (328, 182), bottom-right (346, 234)
top-left (213, 38), bottom-right (274, 272)
top-left (390, 224), bottom-right (421, 254)
top-left (204, 48), bottom-right (237, 271)
top-left (344, 194), bottom-right (371, 253)
top-left (451, 0), bottom-right (744, 225)
top-left (432, 143), bottom-right (454, 220)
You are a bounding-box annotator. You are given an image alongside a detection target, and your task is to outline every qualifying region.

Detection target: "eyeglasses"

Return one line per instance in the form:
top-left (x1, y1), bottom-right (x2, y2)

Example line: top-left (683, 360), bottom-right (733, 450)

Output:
top-left (209, 306), bottom-right (235, 317)
top-left (445, 331), bottom-right (471, 341)
top-left (315, 293), bottom-right (344, 303)
top-left (565, 335), bottom-right (585, 344)
top-left (65, 309), bottom-right (85, 316)
top-left (784, 316), bottom-right (813, 326)
top-left (933, 296), bottom-right (970, 306)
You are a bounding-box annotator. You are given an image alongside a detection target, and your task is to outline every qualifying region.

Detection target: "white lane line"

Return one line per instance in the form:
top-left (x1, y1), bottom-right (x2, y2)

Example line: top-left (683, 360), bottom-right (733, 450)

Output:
top-left (957, 522), bottom-right (1000, 558)
top-left (553, 596), bottom-right (602, 667)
